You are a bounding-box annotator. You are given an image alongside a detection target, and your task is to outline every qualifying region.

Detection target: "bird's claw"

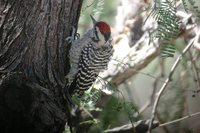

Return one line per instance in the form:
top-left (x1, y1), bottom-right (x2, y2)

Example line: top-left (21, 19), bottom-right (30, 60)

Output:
top-left (66, 27), bottom-right (80, 44)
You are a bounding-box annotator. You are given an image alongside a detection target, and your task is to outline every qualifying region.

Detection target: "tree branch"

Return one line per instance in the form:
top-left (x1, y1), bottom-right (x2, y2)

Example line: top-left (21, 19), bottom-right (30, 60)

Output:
top-left (159, 111), bottom-right (200, 127)
top-left (104, 119), bottom-right (159, 133)
top-left (148, 39), bottom-right (195, 133)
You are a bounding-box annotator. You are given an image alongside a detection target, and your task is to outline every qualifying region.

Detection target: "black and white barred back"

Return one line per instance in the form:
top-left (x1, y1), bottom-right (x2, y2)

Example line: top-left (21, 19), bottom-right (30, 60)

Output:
top-left (69, 40), bottom-right (113, 96)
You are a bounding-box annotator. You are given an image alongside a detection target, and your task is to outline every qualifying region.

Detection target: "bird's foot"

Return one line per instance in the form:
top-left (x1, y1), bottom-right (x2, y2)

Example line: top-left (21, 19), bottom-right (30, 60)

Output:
top-left (66, 27), bottom-right (80, 44)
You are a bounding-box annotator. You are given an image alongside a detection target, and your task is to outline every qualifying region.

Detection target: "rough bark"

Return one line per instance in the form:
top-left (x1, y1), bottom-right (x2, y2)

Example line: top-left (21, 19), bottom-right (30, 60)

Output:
top-left (0, 0), bottom-right (82, 133)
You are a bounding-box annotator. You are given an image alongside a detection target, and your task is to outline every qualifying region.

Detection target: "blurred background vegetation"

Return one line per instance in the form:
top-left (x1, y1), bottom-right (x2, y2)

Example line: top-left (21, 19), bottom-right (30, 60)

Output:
top-left (71, 0), bottom-right (200, 133)
top-left (78, 0), bottom-right (119, 34)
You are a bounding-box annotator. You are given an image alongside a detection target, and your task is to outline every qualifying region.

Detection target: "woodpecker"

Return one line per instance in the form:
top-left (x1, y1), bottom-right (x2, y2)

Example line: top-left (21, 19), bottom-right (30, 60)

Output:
top-left (66, 15), bottom-right (114, 97)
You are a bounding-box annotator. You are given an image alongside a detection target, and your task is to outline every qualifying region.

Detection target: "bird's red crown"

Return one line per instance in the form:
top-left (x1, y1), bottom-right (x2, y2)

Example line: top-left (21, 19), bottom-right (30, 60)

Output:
top-left (96, 21), bottom-right (111, 34)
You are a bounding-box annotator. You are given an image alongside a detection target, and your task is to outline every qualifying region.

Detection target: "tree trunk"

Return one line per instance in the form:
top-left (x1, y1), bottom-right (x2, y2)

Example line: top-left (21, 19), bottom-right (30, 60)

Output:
top-left (0, 0), bottom-right (82, 133)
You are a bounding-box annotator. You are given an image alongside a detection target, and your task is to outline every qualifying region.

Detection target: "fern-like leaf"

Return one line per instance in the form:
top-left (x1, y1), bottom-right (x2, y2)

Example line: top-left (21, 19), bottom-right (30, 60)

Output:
top-left (151, 0), bottom-right (181, 57)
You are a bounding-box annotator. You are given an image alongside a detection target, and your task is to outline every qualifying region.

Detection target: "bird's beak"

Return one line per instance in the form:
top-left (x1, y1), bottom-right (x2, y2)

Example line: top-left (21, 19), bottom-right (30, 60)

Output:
top-left (90, 15), bottom-right (97, 26)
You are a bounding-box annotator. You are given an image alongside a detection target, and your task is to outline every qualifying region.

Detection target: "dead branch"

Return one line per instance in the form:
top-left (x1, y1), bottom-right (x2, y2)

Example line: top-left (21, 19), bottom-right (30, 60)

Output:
top-left (148, 39), bottom-right (195, 133)
top-left (104, 119), bottom-right (159, 133)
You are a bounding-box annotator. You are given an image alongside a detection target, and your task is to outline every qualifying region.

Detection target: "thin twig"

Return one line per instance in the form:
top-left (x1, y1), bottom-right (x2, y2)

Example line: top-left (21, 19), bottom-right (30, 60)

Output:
top-left (157, 112), bottom-right (170, 133)
top-left (143, 4), bottom-right (156, 24)
top-left (148, 39), bottom-right (195, 133)
top-left (82, 0), bottom-right (96, 12)
top-left (189, 50), bottom-right (200, 92)
top-left (81, 106), bottom-right (98, 123)
top-left (112, 58), bottom-right (166, 83)
top-left (139, 59), bottom-right (165, 114)
top-left (159, 111), bottom-right (200, 127)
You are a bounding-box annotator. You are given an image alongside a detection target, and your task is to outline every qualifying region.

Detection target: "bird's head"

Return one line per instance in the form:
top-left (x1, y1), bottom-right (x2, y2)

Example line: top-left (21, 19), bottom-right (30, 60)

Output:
top-left (90, 15), bottom-right (111, 43)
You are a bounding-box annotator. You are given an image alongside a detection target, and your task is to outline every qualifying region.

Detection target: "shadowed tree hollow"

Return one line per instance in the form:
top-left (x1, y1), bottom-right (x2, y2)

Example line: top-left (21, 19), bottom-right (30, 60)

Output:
top-left (0, 0), bottom-right (82, 133)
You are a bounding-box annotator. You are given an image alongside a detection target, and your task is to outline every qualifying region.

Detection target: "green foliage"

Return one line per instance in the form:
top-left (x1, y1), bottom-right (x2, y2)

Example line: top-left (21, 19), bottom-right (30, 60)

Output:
top-left (74, 81), bottom-right (139, 132)
top-left (150, 0), bottom-right (200, 57)
top-left (81, 0), bottom-right (105, 16)
top-left (183, 0), bottom-right (200, 22)
top-left (114, 90), bottom-right (140, 123)
top-left (182, 0), bottom-right (200, 20)
top-left (151, 0), bottom-right (181, 57)
top-left (79, 0), bottom-right (106, 34)
top-left (161, 43), bottom-right (176, 57)
top-left (101, 97), bottom-right (123, 129)
top-left (79, 0), bottom-right (118, 34)
top-left (76, 77), bottom-right (115, 107)
top-left (92, 0), bottom-right (104, 15)
top-left (182, 0), bottom-right (189, 12)
top-left (100, 96), bottom-right (139, 130)
top-left (114, 101), bottom-right (139, 123)
top-left (81, 88), bottom-right (102, 105)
